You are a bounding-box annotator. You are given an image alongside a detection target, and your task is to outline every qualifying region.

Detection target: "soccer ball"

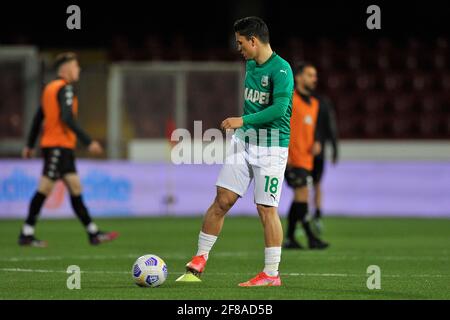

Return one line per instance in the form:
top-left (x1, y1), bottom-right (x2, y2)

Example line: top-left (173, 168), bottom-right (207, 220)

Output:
top-left (132, 254), bottom-right (168, 287)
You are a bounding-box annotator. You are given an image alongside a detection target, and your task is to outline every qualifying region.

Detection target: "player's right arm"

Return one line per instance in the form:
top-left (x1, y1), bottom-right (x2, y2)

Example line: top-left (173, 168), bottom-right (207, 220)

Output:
top-left (57, 85), bottom-right (103, 154)
top-left (242, 67), bottom-right (294, 126)
top-left (22, 106), bottom-right (44, 158)
top-left (241, 96), bottom-right (291, 125)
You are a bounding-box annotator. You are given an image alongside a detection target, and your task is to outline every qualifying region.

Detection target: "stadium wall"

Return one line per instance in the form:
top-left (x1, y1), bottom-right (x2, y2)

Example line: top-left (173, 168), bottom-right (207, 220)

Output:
top-left (0, 156), bottom-right (449, 219)
top-left (128, 140), bottom-right (450, 162)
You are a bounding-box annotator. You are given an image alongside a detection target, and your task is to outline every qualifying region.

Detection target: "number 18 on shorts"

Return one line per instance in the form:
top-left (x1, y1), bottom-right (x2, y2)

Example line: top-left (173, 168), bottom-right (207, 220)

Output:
top-left (216, 135), bottom-right (288, 207)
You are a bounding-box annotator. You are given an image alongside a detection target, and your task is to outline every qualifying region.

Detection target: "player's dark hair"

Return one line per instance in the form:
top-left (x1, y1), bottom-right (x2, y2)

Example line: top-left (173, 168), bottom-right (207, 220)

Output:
top-left (54, 52), bottom-right (78, 71)
top-left (233, 16), bottom-right (270, 44)
top-left (294, 61), bottom-right (315, 75)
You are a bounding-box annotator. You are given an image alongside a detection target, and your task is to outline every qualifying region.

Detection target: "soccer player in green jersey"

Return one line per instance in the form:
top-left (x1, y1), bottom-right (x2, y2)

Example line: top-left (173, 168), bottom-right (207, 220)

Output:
top-left (178, 17), bottom-right (294, 287)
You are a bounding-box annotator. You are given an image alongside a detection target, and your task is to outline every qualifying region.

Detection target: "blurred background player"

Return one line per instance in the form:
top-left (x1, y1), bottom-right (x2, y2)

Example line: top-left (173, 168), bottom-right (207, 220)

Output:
top-left (283, 62), bottom-right (329, 250)
top-left (311, 94), bottom-right (339, 233)
top-left (19, 52), bottom-right (119, 247)
top-left (179, 17), bottom-right (294, 286)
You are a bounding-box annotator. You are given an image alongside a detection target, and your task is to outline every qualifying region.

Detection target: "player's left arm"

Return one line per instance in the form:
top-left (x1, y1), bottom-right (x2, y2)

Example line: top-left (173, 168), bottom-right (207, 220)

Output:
top-left (57, 85), bottom-right (93, 146)
top-left (319, 96), bottom-right (339, 162)
top-left (26, 106), bottom-right (44, 149)
top-left (221, 66), bottom-right (293, 129)
top-left (313, 104), bottom-right (324, 156)
top-left (22, 105), bottom-right (44, 158)
top-left (326, 98), bottom-right (339, 163)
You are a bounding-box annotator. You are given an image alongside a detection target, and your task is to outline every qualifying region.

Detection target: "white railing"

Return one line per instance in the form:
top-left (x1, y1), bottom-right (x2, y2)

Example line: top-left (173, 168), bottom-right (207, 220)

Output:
top-left (107, 62), bottom-right (245, 159)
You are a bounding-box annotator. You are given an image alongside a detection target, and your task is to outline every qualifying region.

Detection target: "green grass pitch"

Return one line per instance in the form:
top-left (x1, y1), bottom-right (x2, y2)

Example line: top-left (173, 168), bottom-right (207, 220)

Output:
top-left (0, 216), bottom-right (449, 299)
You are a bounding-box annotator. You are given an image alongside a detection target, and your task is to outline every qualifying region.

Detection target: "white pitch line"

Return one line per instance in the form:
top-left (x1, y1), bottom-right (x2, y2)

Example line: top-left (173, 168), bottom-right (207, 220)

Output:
top-left (0, 252), bottom-right (258, 262)
top-left (0, 268), bottom-right (449, 278)
top-left (0, 253), bottom-right (448, 262)
top-left (0, 268), bottom-right (128, 274)
top-left (0, 253), bottom-right (195, 262)
top-left (0, 268), bottom-right (66, 273)
top-left (0, 256), bottom-right (64, 262)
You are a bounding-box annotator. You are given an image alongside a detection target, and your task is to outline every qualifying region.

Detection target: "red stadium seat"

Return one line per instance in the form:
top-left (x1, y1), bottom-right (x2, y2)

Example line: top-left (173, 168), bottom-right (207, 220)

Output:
top-left (358, 50), bottom-right (379, 70)
top-left (417, 95), bottom-right (442, 113)
top-left (376, 53), bottom-right (392, 70)
top-left (316, 52), bottom-right (334, 72)
top-left (441, 94), bottom-right (450, 122)
top-left (361, 92), bottom-right (387, 114)
top-left (387, 115), bottom-right (416, 138)
top-left (334, 94), bottom-right (361, 114)
top-left (406, 37), bottom-right (424, 52)
top-left (438, 74), bottom-right (450, 91)
top-left (347, 53), bottom-right (363, 71)
top-left (417, 114), bottom-right (441, 138)
top-left (436, 36), bottom-right (449, 51)
top-left (165, 34), bottom-right (192, 60)
top-left (383, 73), bottom-right (406, 92)
top-left (375, 39), bottom-right (404, 71)
top-left (432, 51), bottom-right (448, 70)
top-left (345, 37), bottom-right (364, 52)
top-left (445, 115), bottom-right (450, 136)
top-left (362, 115), bottom-right (387, 138)
top-left (286, 37), bottom-right (306, 57)
top-left (336, 113), bottom-right (363, 138)
top-left (355, 72), bottom-right (377, 90)
top-left (142, 35), bottom-right (164, 61)
top-left (317, 38), bottom-right (335, 53)
top-left (376, 37), bottom-right (393, 53)
top-left (392, 94), bottom-right (415, 114)
top-left (406, 54), bottom-right (419, 70)
top-left (410, 72), bottom-right (434, 91)
top-left (326, 72), bottom-right (352, 92)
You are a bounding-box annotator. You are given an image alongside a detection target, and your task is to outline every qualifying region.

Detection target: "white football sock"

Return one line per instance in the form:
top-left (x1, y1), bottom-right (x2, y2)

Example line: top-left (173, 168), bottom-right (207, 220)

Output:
top-left (196, 231), bottom-right (218, 261)
top-left (87, 222), bottom-right (98, 235)
top-left (22, 224), bottom-right (35, 236)
top-left (263, 247), bottom-right (281, 277)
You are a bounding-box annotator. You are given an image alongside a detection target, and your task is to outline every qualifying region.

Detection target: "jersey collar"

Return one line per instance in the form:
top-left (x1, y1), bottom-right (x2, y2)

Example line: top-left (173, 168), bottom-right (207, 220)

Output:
top-left (255, 52), bottom-right (277, 68)
top-left (296, 90), bottom-right (312, 104)
top-left (57, 76), bottom-right (69, 85)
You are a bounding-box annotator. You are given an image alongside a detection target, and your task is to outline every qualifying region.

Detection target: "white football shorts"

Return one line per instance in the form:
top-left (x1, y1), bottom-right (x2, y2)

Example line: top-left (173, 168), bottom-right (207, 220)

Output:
top-left (216, 135), bottom-right (288, 207)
